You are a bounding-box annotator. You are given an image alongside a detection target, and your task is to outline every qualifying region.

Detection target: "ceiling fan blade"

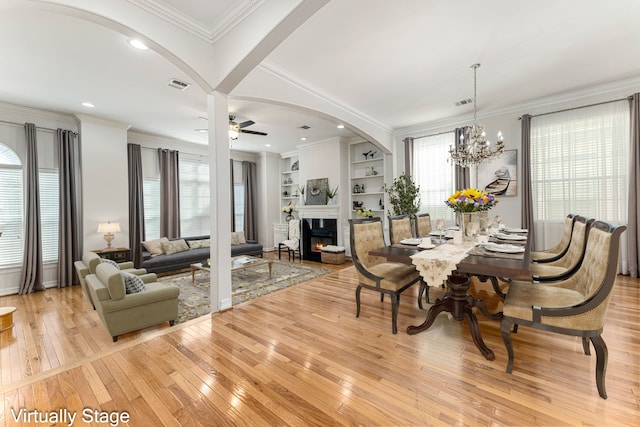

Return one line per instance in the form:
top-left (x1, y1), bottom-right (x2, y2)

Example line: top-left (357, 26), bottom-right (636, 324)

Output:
top-left (238, 120), bottom-right (255, 128)
top-left (240, 129), bottom-right (267, 136)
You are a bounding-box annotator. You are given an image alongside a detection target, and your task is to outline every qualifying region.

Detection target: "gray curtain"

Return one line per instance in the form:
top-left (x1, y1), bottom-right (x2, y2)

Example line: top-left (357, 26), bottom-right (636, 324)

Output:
top-left (628, 94), bottom-right (640, 277)
top-left (19, 123), bottom-right (44, 294)
top-left (520, 114), bottom-right (536, 248)
top-left (403, 137), bottom-right (414, 175)
top-left (128, 144), bottom-right (145, 267)
top-left (56, 129), bottom-right (79, 288)
top-left (158, 148), bottom-right (180, 238)
top-left (243, 161), bottom-right (257, 240)
top-left (454, 127), bottom-right (470, 189)
top-left (230, 159), bottom-right (236, 231)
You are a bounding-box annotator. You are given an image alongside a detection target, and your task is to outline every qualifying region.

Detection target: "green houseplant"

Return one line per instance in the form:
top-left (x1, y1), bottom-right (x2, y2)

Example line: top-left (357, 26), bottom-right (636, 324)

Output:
top-left (384, 173), bottom-right (421, 216)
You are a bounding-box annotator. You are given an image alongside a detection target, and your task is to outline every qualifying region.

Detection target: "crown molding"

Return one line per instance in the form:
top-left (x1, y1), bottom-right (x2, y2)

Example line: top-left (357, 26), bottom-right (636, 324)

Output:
top-left (0, 101), bottom-right (76, 123)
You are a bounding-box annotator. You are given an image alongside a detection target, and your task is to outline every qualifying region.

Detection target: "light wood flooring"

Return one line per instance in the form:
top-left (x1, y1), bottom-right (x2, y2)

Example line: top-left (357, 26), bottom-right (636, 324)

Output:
top-left (0, 254), bottom-right (639, 426)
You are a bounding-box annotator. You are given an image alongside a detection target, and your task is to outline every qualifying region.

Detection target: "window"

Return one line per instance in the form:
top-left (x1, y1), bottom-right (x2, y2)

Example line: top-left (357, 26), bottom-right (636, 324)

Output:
top-left (412, 132), bottom-right (456, 222)
top-left (530, 100), bottom-right (629, 247)
top-left (179, 159), bottom-right (210, 237)
top-left (143, 177), bottom-right (160, 240)
top-left (39, 169), bottom-right (59, 263)
top-left (0, 143), bottom-right (23, 266)
top-left (234, 183), bottom-right (244, 232)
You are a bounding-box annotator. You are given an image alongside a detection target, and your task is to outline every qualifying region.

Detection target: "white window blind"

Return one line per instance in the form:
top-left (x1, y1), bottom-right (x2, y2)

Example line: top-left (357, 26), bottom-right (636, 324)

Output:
top-left (179, 159), bottom-right (210, 237)
top-left (143, 177), bottom-right (160, 240)
top-left (530, 100), bottom-right (629, 249)
top-left (39, 169), bottom-right (59, 263)
top-left (234, 183), bottom-right (244, 232)
top-left (413, 132), bottom-right (456, 223)
top-left (0, 166), bottom-right (24, 266)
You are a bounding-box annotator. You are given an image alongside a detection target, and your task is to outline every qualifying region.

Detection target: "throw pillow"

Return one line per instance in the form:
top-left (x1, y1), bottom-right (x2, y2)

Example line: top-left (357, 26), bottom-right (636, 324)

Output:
top-left (162, 238), bottom-right (189, 255)
top-left (188, 239), bottom-right (210, 249)
top-left (142, 238), bottom-right (168, 256)
top-left (230, 232), bottom-right (246, 246)
top-left (121, 272), bottom-right (145, 294)
top-left (100, 258), bottom-right (119, 269)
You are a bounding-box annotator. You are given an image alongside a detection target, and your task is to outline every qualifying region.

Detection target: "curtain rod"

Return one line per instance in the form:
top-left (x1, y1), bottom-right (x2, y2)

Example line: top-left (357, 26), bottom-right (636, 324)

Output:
top-left (521, 96), bottom-right (632, 119)
top-left (0, 119), bottom-right (78, 135)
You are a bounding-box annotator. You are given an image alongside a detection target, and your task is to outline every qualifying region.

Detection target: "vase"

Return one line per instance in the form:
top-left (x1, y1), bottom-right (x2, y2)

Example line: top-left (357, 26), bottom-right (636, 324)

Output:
top-left (286, 214), bottom-right (294, 221)
top-left (327, 197), bottom-right (336, 205)
top-left (456, 212), bottom-right (479, 243)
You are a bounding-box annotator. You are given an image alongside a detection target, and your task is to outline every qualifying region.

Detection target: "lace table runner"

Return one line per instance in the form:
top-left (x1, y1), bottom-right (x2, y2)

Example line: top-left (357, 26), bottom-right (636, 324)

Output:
top-left (410, 243), bottom-right (474, 287)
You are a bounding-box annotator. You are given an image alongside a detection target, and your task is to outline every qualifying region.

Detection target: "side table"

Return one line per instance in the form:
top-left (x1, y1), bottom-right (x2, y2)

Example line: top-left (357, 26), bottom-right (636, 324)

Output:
top-left (93, 247), bottom-right (131, 262)
top-left (0, 306), bottom-right (16, 332)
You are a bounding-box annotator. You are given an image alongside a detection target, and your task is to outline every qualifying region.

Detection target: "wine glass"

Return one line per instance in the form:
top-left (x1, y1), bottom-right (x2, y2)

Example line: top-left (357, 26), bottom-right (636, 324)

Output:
top-left (486, 217), bottom-right (493, 235)
top-left (494, 215), bottom-right (502, 230)
top-left (435, 219), bottom-right (446, 243)
top-left (467, 222), bottom-right (479, 244)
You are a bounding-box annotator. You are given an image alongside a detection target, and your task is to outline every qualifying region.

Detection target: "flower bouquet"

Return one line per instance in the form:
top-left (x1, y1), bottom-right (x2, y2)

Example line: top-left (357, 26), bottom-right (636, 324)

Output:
top-left (281, 203), bottom-right (294, 214)
top-left (445, 188), bottom-right (497, 212)
top-left (355, 208), bottom-right (374, 218)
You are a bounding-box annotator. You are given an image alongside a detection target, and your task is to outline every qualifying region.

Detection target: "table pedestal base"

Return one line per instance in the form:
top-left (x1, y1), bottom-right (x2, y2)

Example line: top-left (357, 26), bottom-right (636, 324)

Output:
top-left (407, 273), bottom-right (500, 360)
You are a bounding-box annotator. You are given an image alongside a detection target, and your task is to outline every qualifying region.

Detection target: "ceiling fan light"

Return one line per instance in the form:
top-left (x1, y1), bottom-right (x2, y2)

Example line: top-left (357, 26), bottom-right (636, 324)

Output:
top-left (229, 121), bottom-right (240, 140)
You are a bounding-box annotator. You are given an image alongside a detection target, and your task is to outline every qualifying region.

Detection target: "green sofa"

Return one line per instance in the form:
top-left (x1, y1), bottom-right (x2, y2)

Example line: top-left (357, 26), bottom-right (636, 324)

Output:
top-left (85, 263), bottom-right (180, 342)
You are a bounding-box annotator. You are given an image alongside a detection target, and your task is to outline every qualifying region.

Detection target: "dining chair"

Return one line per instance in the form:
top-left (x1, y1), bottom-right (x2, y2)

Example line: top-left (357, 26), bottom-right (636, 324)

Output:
top-left (278, 219), bottom-right (301, 262)
top-left (531, 214), bottom-right (577, 263)
top-left (349, 217), bottom-right (426, 334)
top-left (388, 214), bottom-right (414, 245)
top-left (414, 213), bottom-right (432, 238)
top-left (501, 220), bottom-right (626, 399)
top-left (528, 216), bottom-right (594, 282)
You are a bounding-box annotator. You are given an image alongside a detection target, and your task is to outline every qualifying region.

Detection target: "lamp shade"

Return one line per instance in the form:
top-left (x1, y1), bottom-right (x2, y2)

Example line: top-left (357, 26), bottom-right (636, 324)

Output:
top-left (97, 222), bottom-right (121, 233)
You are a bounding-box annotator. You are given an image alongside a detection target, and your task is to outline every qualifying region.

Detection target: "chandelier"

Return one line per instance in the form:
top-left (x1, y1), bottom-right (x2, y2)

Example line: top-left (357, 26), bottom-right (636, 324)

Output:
top-left (449, 63), bottom-right (504, 167)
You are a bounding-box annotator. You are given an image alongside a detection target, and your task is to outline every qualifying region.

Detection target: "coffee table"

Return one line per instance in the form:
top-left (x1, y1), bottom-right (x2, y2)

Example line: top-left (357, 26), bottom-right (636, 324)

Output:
top-left (190, 256), bottom-right (273, 283)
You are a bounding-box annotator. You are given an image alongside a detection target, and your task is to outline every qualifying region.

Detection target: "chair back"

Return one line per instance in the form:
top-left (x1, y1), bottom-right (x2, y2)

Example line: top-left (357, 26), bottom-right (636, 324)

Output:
top-left (82, 251), bottom-right (102, 274)
top-left (388, 215), bottom-right (413, 244)
top-left (542, 216), bottom-right (593, 273)
top-left (532, 214), bottom-right (577, 262)
top-left (288, 219), bottom-right (301, 240)
top-left (349, 218), bottom-right (386, 273)
top-left (415, 213), bottom-right (432, 237)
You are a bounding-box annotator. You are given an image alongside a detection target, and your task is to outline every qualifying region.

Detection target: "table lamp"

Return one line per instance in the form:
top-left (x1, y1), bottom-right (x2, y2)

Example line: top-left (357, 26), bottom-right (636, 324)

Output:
top-left (97, 221), bottom-right (120, 249)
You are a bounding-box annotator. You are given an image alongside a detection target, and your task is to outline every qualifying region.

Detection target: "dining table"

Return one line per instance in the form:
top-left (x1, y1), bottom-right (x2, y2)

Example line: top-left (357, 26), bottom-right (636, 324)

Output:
top-left (370, 231), bottom-right (530, 360)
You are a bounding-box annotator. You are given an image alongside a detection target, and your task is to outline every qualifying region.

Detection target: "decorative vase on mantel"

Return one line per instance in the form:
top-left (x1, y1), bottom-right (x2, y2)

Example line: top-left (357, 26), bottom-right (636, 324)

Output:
top-left (286, 214), bottom-right (294, 222)
top-left (456, 212), bottom-right (480, 243)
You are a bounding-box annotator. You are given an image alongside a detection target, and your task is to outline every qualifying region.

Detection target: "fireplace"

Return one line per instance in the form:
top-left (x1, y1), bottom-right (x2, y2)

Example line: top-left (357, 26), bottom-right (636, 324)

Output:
top-left (301, 218), bottom-right (338, 262)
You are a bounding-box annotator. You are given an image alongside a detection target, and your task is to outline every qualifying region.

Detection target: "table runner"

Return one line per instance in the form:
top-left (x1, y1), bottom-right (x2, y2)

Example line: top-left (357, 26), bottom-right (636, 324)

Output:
top-left (410, 243), bottom-right (473, 287)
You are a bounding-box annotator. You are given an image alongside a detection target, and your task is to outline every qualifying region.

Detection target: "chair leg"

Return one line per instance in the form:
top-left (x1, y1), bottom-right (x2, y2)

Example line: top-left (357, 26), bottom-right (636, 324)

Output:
top-left (418, 280), bottom-right (429, 309)
top-left (278, 246), bottom-right (282, 260)
top-left (500, 318), bottom-right (515, 373)
top-left (355, 285), bottom-right (362, 318)
top-left (390, 292), bottom-right (399, 334)
top-left (590, 335), bottom-right (608, 399)
top-left (582, 337), bottom-right (591, 355)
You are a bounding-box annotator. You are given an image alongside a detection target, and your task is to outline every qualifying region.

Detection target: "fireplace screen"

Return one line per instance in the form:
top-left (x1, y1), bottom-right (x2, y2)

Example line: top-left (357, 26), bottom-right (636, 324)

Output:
top-left (301, 218), bottom-right (337, 261)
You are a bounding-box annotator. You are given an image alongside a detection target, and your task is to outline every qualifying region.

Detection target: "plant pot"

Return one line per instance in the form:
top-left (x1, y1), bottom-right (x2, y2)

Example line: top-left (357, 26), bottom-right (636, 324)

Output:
top-left (286, 214), bottom-right (294, 221)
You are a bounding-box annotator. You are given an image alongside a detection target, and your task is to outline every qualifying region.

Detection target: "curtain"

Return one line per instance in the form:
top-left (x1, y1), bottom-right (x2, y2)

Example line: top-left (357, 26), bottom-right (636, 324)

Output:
top-left (19, 123), bottom-right (44, 294)
top-left (628, 93), bottom-right (640, 278)
top-left (520, 114), bottom-right (535, 249)
top-left (56, 129), bottom-right (79, 287)
top-left (128, 144), bottom-right (145, 267)
top-left (454, 127), bottom-right (470, 189)
top-left (403, 137), bottom-right (414, 175)
top-left (230, 159), bottom-right (235, 231)
top-left (243, 161), bottom-right (257, 240)
top-left (158, 148), bottom-right (180, 238)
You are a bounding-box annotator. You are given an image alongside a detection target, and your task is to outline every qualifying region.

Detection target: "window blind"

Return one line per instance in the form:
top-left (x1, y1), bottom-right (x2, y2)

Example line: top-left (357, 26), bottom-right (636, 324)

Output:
top-left (39, 169), bottom-right (59, 263)
top-left (0, 167), bottom-right (24, 266)
top-left (143, 177), bottom-right (160, 240)
top-left (179, 160), bottom-right (210, 237)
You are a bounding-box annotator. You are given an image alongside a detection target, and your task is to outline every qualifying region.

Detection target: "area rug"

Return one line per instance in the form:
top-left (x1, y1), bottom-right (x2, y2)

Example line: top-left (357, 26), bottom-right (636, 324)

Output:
top-left (157, 260), bottom-right (332, 323)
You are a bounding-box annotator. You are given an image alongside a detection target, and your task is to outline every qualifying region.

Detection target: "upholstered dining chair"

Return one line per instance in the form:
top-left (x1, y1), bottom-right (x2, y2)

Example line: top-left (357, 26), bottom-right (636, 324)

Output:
top-left (528, 216), bottom-right (594, 282)
top-left (349, 217), bottom-right (426, 334)
top-left (414, 213), bottom-right (432, 238)
top-left (531, 214), bottom-right (577, 263)
top-left (278, 219), bottom-right (301, 262)
top-left (501, 220), bottom-right (626, 399)
top-left (388, 214), bottom-right (414, 245)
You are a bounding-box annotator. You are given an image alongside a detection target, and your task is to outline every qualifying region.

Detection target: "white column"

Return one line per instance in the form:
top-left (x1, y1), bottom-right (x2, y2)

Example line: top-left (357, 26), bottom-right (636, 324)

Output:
top-left (208, 92), bottom-right (232, 311)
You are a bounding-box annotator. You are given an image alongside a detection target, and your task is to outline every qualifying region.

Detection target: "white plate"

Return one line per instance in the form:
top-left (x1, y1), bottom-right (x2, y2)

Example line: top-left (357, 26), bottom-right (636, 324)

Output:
top-left (484, 244), bottom-right (525, 254)
top-left (504, 227), bottom-right (528, 233)
top-left (429, 231), bottom-right (451, 238)
top-left (400, 238), bottom-right (422, 245)
top-left (494, 233), bottom-right (527, 241)
top-left (418, 243), bottom-right (436, 250)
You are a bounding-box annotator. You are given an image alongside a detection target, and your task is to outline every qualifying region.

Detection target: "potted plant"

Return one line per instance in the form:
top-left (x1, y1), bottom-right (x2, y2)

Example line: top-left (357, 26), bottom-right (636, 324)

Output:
top-left (281, 203), bottom-right (295, 221)
top-left (297, 184), bottom-right (305, 205)
top-left (384, 173), bottom-right (421, 217)
top-left (326, 186), bottom-right (338, 205)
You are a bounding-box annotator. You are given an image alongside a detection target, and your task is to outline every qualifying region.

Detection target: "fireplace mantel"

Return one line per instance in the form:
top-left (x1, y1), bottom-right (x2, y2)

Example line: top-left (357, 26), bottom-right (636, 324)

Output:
top-left (296, 205), bottom-right (339, 219)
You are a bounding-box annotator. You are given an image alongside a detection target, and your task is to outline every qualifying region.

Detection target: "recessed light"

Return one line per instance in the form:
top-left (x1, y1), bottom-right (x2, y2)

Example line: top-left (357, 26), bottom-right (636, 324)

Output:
top-left (337, 124), bottom-right (345, 129)
top-left (81, 102), bottom-right (95, 108)
top-left (265, 144), bottom-right (272, 147)
top-left (128, 39), bottom-right (149, 50)
top-left (300, 137), bottom-right (307, 141)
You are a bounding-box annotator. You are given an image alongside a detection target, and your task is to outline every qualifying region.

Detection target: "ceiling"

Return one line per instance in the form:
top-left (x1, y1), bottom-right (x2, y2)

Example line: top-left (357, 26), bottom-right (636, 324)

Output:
top-left (0, 0), bottom-right (639, 154)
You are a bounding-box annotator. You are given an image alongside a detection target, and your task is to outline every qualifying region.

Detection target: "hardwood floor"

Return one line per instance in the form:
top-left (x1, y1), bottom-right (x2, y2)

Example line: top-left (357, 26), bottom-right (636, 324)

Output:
top-left (0, 255), bottom-right (639, 426)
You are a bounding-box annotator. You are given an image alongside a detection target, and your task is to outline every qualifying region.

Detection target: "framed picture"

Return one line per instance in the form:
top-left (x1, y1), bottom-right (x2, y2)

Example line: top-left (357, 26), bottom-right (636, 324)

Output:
top-left (305, 178), bottom-right (329, 205)
top-left (477, 149), bottom-right (517, 197)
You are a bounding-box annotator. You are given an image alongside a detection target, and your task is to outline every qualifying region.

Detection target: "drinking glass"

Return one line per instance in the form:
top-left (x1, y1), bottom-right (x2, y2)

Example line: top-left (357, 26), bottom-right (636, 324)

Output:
top-left (435, 219), bottom-right (446, 243)
top-left (467, 222), bottom-right (479, 243)
top-left (494, 215), bottom-right (502, 230)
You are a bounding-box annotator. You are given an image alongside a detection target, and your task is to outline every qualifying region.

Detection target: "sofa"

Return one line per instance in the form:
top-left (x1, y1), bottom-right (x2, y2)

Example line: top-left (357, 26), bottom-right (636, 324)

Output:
top-left (140, 232), bottom-right (263, 274)
top-left (85, 263), bottom-right (180, 342)
top-left (75, 251), bottom-right (154, 308)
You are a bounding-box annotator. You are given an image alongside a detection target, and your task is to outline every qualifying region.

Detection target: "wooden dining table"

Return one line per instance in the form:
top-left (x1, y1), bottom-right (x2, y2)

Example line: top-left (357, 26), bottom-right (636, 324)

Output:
top-left (370, 237), bottom-right (530, 360)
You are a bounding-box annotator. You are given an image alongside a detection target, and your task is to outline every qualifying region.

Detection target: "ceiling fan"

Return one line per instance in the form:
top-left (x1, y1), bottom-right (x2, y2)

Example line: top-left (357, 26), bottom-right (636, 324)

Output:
top-left (195, 115), bottom-right (268, 140)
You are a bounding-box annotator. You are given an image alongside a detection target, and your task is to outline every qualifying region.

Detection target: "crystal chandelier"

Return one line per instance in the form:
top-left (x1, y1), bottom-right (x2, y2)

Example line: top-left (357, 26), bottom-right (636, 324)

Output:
top-left (449, 63), bottom-right (504, 167)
